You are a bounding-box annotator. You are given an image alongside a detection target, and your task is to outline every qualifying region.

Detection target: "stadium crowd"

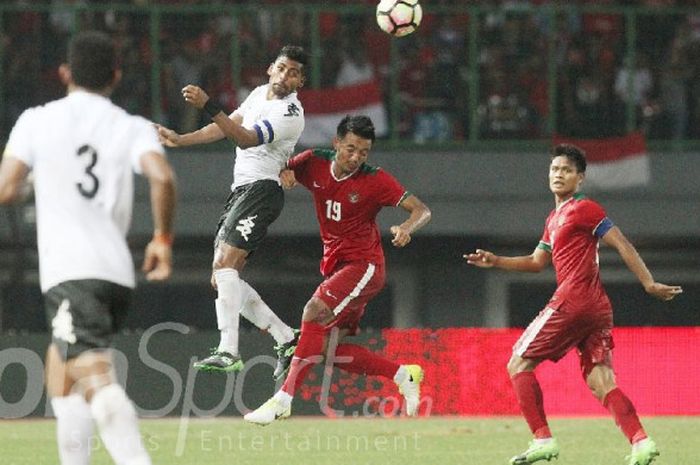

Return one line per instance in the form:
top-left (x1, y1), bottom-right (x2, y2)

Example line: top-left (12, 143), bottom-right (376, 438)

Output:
top-left (2, 0), bottom-right (700, 141)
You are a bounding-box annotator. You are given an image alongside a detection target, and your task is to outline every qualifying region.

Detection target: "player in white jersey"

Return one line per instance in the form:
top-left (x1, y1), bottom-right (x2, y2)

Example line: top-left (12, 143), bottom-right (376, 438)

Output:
top-left (0, 31), bottom-right (176, 465)
top-left (156, 45), bottom-right (306, 377)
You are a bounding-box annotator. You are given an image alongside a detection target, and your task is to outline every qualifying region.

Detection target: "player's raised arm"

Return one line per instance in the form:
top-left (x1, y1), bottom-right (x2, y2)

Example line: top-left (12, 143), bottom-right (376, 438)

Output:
top-left (390, 194), bottom-right (431, 247)
top-left (181, 85), bottom-right (260, 148)
top-left (464, 247), bottom-right (551, 272)
top-left (601, 226), bottom-right (683, 301)
top-left (155, 119), bottom-right (226, 148)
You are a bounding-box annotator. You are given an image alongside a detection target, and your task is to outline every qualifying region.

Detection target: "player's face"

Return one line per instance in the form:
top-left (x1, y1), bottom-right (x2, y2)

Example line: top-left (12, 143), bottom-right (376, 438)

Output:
top-left (267, 56), bottom-right (305, 98)
top-left (549, 155), bottom-right (583, 198)
top-left (333, 132), bottom-right (372, 177)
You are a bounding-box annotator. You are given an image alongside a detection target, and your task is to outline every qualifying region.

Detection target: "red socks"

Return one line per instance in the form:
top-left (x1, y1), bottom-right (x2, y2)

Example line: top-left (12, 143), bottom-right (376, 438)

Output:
top-left (281, 321), bottom-right (326, 396)
top-left (511, 373), bottom-right (646, 444)
top-left (333, 343), bottom-right (399, 378)
top-left (511, 371), bottom-right (551, 438)
top-left (603, 388), bottom-right (647, 444)
top-left (281, 324), bottom-right (404, 397)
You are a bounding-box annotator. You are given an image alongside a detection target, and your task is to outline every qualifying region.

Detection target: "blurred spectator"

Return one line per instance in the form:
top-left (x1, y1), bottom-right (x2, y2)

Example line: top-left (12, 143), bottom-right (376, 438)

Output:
top-left (2, 1), bottom-right (700, 143)
top-left (655, 21), bottom-right (693, 139)
top-left (614, 52), bottom-right (657, 132)
top-left (49, 0), bottom-right (86, 35)
top-left (397, 38), bottom-right (432, 138)
top-left (477, 10), bottom-right (540, 139)
top-left (478, 69), bottom-right (535, 139)
top-left (558, 38), bottom-right (622, 137)
top-left (163, 37), bottom-right (205, 132)
top-left (109, 12), bottom-right (151, 116)
top-left (335, 39), bottom-right (376, 87)
top-left (615, 53), bottom-right (654, 109)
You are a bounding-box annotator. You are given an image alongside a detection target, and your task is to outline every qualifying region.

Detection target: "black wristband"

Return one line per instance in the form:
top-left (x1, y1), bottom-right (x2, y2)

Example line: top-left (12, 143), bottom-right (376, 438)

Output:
top-left (203, 99), bottom-right (223, 118)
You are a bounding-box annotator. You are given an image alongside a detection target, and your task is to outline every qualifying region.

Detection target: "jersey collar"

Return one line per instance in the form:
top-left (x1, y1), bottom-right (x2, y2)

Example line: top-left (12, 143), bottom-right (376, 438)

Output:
top-left (330, 160), bottom-right (359, 182)
top-left (557, 192), bottom-right (587, 210)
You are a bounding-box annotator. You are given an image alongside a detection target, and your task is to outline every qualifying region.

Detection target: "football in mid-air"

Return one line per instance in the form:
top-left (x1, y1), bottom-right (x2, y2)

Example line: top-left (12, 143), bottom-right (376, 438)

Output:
top-left (376, 0), bottom-right (423, 37)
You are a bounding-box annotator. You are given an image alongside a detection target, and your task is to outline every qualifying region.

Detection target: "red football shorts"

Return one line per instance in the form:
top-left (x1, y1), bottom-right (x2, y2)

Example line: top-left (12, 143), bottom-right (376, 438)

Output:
top-left (314, 261), bottom-right (386, 336)
top-left (513, 304), bottom-right (614, 377)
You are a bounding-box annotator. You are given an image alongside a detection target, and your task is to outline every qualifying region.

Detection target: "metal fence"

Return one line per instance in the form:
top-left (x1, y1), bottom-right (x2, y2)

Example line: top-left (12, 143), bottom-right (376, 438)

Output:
top-left (2, 3), bottom-right (700, 150)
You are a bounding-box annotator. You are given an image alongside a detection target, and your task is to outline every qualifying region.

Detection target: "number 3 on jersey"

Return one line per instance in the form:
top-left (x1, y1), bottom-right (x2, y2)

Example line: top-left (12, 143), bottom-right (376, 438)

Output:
top-left (76, 144), bottom-right (100, 199)
top-left (325, 199), bottom-right (341, 221)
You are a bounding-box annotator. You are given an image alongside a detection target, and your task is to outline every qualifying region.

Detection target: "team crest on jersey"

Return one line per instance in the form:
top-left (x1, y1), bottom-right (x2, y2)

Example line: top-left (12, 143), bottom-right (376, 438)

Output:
top-left (284, 103), bottom-right (300, 117)
top-left (348, 192), bottom-right (360, 203)
top-left (557, 214), bottom-right (566, 227)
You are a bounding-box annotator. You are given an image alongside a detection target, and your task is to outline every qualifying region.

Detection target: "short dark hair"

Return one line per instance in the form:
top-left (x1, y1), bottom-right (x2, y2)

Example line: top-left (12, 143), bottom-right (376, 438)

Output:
top-left (68, 31), bottom-right (117, 90)
top-left (337, 115), bottom-right (376, 142)
top-left (551, 143), bottom-right (587, 173)
top-left (277, 45), bottom-right (308, 71)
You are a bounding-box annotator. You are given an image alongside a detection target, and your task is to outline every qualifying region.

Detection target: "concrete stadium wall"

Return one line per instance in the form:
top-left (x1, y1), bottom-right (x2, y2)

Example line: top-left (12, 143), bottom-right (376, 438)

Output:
top-left (0, 149), bottom-right (697, 333)
top-left (131, 148), bottom-right (700, 239)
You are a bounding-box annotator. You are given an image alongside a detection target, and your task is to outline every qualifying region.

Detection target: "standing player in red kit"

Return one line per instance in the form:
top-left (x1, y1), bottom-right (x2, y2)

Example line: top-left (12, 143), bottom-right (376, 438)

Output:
top-left (465, 144), bottom-right (682, 465)
top-left (244, 115), bottom-right (431, 425)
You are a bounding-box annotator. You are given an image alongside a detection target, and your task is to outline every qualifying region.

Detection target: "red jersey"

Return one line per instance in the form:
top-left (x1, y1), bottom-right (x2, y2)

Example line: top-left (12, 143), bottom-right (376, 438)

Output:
top-left (288, 149), bottom-right (407, 276)
top-left (537, 193), bottom-right (615, 312)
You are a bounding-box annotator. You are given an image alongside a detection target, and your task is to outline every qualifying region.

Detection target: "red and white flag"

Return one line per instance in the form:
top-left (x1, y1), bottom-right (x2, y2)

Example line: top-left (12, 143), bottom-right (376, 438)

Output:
top-left (553, 132), bottom-right (650, 190)
top-left (297, 80), bottom-right (388, 147)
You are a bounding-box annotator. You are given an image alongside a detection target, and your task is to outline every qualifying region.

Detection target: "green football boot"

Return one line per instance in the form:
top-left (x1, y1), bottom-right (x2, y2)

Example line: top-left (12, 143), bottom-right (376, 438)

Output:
top-left (193, 349), bottom-right (244, 372)
top-left (509, 439), bottom-right (560, 465)
top-left (625, 439), bottom-right (659, 465)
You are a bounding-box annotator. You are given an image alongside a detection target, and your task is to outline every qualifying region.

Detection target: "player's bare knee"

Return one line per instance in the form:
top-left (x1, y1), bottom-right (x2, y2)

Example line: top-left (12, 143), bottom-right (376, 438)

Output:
top-left (65, 351), bottom-right (116, 400)
top-left (213, 244), bottom-right (248, 271)
top-left (586, 379), bottom-right (609, 401)
top-left (585, 365), bottom-right (616, 401)
top-left (301, 297), bottom-right (332, 324)
top-left (507, 354), bottom-right (528, 377)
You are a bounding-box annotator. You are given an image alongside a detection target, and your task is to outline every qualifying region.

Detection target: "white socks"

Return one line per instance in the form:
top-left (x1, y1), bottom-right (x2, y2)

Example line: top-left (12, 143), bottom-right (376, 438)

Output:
top-left (90, 384), bottom-right (151, 465)
top-left (214, 267), bottom-right (295, 352)
top-left (214, 268), bottom-right (243, 355)
top-left (272, 390), bottom-right (293, 408)
top-left (632, 438), bottom-right (650, 452)
top-left (239, 280), bottom-right (295, 345)
top-left (393, 365), bottom-right (409, 385)
top-left (534, 438), bottom-right (554, 445)
top-left (52, 386), bottom-right (151, 465)
top-left (52, 393), bottom-right (95, 465)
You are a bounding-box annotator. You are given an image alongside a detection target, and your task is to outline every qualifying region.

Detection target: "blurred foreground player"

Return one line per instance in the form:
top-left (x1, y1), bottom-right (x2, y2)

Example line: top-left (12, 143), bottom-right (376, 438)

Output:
top-left (0, 31), bottom-right (176, 465)
top-left (465, 144), bottom-right (682, 465)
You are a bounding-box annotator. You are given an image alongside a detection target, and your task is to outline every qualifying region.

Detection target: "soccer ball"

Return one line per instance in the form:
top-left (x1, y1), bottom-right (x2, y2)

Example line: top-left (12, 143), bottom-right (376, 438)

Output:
top-left (376, 0), bottom-right (423, 37)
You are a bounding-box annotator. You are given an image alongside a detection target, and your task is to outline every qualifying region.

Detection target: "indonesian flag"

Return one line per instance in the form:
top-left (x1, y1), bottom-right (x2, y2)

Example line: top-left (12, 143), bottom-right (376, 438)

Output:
top-left (553, 132), bottom-right (650, 190)
top-left (297, 80), bottom-right (388, 147)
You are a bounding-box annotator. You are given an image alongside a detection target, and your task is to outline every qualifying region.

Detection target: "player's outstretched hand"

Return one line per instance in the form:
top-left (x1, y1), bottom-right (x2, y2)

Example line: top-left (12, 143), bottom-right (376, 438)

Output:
top-left (154, 124), bottom-right (181, 148)
top-left (181, 84), bottom-right (209, 109)
top-left (390, 225), bottom-right (411, 248)
top-left (464, 249), bottom-right (497, 268)
top-left (142, 239), bottom-right (172, 281)
top-left (645, 282), bottom-right (683, 301)
top-left (279, 169), bottom-right (298, 189)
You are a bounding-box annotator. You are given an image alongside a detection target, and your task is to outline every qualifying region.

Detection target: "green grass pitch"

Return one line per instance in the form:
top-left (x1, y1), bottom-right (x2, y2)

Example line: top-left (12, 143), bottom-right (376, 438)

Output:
top-left (1, 416), bottom-right (698, 465)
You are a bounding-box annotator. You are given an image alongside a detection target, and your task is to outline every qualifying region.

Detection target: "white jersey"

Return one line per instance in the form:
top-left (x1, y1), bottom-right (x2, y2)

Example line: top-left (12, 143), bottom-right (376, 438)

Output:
top-left (230, 85), bottom-right (304, 189)
top-left (4, 90), bottom-right (164, 292)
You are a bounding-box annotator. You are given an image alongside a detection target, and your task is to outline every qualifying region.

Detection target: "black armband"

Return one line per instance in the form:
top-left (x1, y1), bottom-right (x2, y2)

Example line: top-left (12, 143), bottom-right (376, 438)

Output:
top-left (203, 99), bottom-right (223, 118)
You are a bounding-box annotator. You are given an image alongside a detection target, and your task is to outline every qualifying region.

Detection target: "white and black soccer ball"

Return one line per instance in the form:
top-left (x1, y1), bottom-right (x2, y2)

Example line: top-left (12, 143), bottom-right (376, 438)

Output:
top-left (375, 0), bottom-right (423, 37)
